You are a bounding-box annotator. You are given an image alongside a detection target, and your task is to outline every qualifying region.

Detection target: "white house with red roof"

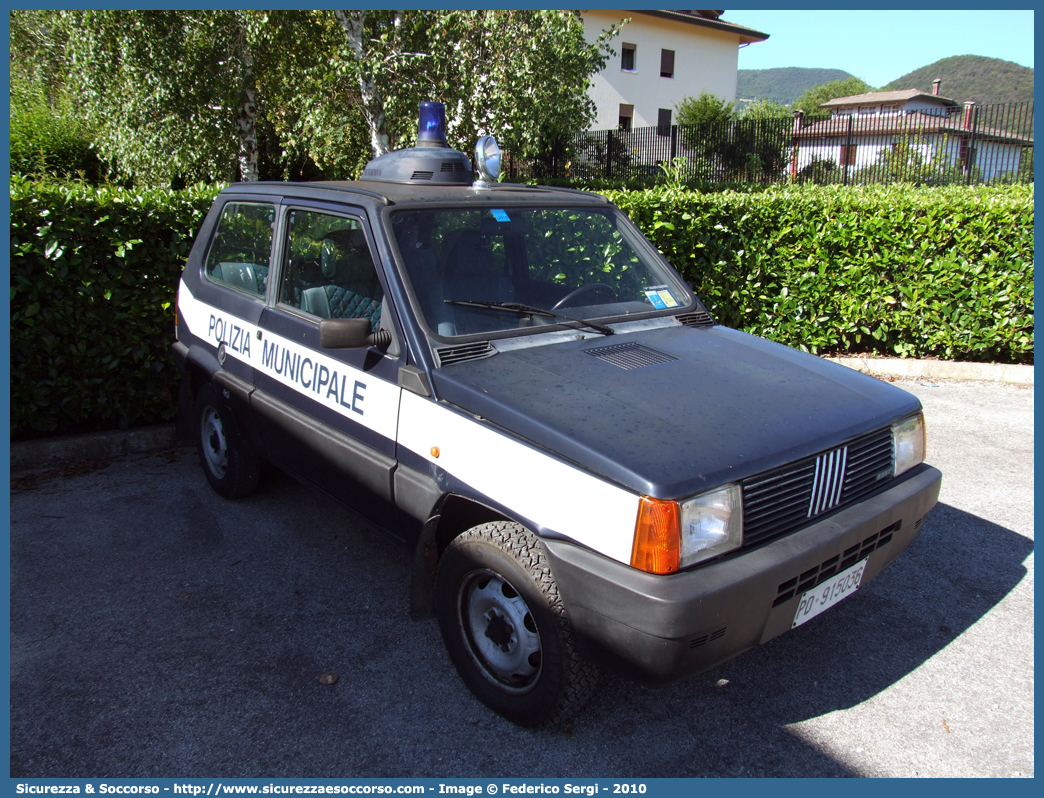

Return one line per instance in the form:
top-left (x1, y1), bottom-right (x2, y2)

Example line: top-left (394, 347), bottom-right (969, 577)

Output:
top-left (792, 83), bottom-right (1032, 181)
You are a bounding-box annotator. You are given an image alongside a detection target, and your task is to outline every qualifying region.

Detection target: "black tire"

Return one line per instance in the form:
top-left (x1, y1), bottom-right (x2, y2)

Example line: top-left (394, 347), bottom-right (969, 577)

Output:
top-left (434, 521), bottom-right (599, 726)
top-left (195, 383), bottom-right (260, 500)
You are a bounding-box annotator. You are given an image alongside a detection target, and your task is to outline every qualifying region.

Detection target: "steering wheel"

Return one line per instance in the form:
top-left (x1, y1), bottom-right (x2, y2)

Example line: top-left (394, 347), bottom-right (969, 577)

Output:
top-left (551, 283), bottom-right (618, 310)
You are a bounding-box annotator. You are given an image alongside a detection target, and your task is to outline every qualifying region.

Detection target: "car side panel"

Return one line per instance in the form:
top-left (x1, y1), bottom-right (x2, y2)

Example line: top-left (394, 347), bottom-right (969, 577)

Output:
top-left (396, 389), bottom-right (642, 564)
top-left (251, 308), bottom-right (403, 533)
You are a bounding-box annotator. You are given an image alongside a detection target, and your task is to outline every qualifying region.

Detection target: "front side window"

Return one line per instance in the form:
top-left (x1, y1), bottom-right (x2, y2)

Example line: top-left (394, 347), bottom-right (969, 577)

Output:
top-left (279, 211), bottom-right (384, 331)
top-left (391, 207), bottom-right (691, 338)
top-left (204, 202), bottom-right (274, 298)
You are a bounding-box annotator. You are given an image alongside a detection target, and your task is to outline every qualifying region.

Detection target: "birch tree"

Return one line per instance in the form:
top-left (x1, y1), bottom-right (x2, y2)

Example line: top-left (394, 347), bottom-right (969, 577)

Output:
top-left (69, 10), bottom-right (266, 184)
top-left (40, 10), bottom-right (618, 184)
top-left (286, 10), bottom-right (620, 175)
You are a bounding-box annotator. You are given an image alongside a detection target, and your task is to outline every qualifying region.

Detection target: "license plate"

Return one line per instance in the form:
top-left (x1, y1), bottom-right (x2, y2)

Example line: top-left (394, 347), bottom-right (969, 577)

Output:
top-left (792, 559), bottom-right (868, 629)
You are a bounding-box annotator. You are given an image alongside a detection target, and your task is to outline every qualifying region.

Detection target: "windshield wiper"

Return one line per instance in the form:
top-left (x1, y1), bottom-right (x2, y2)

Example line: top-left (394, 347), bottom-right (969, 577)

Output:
top-left (444, 299), bottom-right (615, 336)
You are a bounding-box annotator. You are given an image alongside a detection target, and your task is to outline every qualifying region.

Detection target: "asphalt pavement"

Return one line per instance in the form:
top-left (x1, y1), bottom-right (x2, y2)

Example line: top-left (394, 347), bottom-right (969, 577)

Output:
top-left (9, 379), bottom-right (1034, 778)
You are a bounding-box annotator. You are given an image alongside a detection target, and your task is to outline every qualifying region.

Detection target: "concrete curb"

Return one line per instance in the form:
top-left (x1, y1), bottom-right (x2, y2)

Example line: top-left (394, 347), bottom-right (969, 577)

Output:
top-left (11, 424), bottom-right (177, 477)
top-left (826, 357), bottom-right (1033, 385)
top-left (7, 358), bottom-right (1033, 475)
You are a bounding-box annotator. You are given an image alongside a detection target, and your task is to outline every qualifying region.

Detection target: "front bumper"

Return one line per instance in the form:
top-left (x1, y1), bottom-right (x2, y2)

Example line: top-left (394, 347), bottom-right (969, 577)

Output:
top-left (542, 463), bottom-right (941, 684)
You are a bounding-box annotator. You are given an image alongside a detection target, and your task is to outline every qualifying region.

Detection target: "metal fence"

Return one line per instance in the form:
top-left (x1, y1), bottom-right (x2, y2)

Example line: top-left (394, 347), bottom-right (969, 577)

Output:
top-left (506, 101), bottom-right (1033, 187)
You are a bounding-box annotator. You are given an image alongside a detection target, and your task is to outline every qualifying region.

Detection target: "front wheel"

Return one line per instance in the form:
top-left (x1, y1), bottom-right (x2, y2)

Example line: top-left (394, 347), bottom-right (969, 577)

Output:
top-left (195, 383), bottom-right (260, 500)
top-left (434, 522), bottom-right (599, 726)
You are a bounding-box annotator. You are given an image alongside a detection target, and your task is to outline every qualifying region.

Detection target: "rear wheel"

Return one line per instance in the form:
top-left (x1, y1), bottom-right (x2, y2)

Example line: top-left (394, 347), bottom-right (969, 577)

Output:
top-left (434, 521), bottom-right (599, 726)
top-left (195, 383), bottom-right (260, 499)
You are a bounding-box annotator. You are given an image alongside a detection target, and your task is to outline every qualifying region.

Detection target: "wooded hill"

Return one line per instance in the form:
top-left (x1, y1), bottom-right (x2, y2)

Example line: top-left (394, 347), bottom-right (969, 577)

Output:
top-left (884, 55), bottom-right (1034, 106)
top-left (738, 56), bottom-right (1032, 109)
top-left (737, 67), bottom-right (853, 104)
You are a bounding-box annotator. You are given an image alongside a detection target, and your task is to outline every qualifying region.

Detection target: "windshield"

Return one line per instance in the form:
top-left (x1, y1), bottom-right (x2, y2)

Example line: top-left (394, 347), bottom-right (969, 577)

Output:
top-left (390, 206), bottom-right (691, 338)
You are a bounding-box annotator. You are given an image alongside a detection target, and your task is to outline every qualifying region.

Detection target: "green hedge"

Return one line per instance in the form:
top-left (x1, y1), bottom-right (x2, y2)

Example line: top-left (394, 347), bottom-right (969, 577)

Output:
top-left (605, 183), bottom-right (1034, 363)
top-left (9, 179), bottom-right (1034, 438)
top-left (10, 178), bottom-right (220, 437)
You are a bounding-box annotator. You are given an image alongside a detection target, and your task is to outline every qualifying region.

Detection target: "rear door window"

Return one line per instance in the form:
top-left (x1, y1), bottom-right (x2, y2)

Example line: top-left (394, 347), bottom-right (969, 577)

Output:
top-left (203, 202), bottom-right (275, 299)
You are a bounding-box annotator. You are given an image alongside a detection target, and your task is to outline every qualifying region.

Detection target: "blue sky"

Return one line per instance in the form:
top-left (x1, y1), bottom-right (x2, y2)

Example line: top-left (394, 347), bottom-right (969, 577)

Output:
top-left (723, 9), bottom-right (1034, 87)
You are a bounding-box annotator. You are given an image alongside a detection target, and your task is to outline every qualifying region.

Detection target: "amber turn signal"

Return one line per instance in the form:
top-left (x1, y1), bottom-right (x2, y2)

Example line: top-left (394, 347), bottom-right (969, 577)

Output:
top-left (631, 496), bottom-right (680, 574)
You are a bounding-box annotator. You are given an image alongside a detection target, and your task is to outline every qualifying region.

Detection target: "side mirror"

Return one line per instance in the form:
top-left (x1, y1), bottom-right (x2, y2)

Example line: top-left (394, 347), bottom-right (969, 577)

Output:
top-left (319, 318), bottom-right (391, 351)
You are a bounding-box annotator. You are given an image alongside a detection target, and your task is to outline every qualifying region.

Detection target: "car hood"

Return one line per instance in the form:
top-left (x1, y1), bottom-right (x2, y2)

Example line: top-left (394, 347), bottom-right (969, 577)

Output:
top-left (430, 324), bottom-right (921, 498)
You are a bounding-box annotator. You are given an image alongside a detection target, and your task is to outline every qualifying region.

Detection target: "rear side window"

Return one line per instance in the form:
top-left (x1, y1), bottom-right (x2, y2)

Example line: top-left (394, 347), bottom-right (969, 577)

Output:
top-left (203, 202), bottom-right (275, 298)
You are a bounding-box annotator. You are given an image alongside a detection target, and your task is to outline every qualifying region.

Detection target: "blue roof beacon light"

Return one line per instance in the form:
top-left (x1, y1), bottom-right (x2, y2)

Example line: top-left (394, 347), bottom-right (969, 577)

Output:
top-left (417, 101), bottom-right (449, 148)
top-left (474, 135), bottom-right (502, 184)
top-left (360, 100), bottom-right (473, 185)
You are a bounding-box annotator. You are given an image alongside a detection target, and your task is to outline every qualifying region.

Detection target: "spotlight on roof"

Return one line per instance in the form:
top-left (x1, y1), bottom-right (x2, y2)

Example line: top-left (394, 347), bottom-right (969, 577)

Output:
top-left (474, 135), bottom-right (502, 183)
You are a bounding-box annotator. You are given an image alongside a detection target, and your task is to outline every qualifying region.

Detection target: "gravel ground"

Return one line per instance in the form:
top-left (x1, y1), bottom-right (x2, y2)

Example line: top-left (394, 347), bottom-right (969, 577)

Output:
top-left (9, 378), bottom-right (1033, 778)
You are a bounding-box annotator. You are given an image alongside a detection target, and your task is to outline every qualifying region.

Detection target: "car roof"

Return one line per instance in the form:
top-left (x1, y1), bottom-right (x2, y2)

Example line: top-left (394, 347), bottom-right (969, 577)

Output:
top-left (219, 180), bottom-right (611, 208)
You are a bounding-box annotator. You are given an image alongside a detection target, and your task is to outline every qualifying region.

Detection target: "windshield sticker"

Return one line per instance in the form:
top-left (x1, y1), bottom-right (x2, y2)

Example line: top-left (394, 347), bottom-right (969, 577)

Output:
top-left (490, 209), bottom-right (511, 223)
top-left (645, 291), bottom-right (667, 309)
top-left (657, 290), bottom-right (679, 308)
top-left (644, 288), bottom-right (678, 309)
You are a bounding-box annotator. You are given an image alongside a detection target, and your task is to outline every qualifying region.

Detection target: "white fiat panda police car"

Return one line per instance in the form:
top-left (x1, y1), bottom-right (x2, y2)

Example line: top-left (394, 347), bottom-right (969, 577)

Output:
top-left (173, 102), bottom-right (941, 726)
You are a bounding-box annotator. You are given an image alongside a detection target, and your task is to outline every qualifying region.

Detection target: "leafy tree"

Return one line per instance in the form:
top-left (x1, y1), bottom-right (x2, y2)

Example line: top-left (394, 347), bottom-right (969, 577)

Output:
top-left (739, 98), bottom-right (792, 120)
top-left (675, 92), bottom-right (789, 181)
top-left (287, 10), bottom-right (619, 174)
top-left (736, 100), bottom-right (793, 182)
top-left (676, 91), bottom-right (737, 126)
top-left (67, 10), bottom-right (267, 185)
top-left (441, 11), bottom-right (620, 165)
top-left (10, 10), bottom-right (72, 105)
top-left (46, 10), bottom-right (618, 184)
top-left (9, 11), bottom-right (104, 180)
top-left (792, 76), bottom-right (876, 115)
top-left (674, 92), bottom-right (736, 178)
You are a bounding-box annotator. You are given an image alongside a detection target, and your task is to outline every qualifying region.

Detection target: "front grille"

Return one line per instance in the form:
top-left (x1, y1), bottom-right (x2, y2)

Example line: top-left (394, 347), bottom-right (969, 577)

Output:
top-left (742, 427), bottom-right (894, 548)
top-left (441, 162), bottom-right (468, 173)
top-left (809, 446), bottom-right (848, 517)
top-left (584, 341), bottom-right (676, 370)
top-left (435, 341), bottom-right (496, 367)
top-left (410, 170), bottom-right (434, 181)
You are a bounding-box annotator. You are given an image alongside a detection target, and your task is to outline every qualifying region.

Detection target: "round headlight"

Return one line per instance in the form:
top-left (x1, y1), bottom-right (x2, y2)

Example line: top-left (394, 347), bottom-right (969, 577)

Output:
top-left (475, 135), bottom-right (501, 182)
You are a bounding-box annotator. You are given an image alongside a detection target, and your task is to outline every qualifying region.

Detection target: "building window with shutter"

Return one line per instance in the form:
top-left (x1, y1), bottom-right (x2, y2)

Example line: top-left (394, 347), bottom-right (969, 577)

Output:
top-left (657, 108), bottom-right (672, 136)
top-left (840, 145), bottom-right (857, 166)
top-left (619, 104), bottom-right (634, 131)
top-left (660, 49), bottom-right (675, 78)
top-left (621, 43), bottom-right (636, 72)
